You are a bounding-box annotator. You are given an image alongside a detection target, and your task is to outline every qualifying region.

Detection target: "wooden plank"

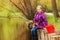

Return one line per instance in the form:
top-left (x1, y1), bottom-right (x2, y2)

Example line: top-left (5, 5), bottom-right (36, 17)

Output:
top-left (37, 29), bottom-right (48, 40)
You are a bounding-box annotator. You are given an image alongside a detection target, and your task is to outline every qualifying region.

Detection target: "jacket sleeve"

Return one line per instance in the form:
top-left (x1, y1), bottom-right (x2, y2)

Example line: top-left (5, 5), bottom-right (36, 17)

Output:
top-left (42, 13), bottom-right (48, 26)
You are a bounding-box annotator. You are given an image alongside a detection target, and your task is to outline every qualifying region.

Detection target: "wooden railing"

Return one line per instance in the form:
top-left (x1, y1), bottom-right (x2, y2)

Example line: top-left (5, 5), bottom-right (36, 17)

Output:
top-left (28, 23), bottom-right (60, 40)
top-left (37, 30), bottom-right (60, 40)
top-left (49, 35), bottom-right (60, 40)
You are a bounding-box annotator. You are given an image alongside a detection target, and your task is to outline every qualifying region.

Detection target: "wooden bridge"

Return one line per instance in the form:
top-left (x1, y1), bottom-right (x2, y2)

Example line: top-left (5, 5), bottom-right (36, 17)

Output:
top-left (37, 30), bottom-right (60, 40)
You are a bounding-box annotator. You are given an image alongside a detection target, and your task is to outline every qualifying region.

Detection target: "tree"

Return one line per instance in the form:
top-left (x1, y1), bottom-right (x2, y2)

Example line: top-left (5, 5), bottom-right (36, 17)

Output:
top-left (10, 0), bottom-right (38, 20)
top-left (51, 0), bottom-right (59, 21)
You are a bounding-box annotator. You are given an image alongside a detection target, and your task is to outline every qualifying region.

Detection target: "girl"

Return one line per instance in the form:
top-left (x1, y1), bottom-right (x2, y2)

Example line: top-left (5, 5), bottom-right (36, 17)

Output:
top-left (33, 5), bottom-right (48, 28)
top-left (31, 5), bottom-right (48, 40)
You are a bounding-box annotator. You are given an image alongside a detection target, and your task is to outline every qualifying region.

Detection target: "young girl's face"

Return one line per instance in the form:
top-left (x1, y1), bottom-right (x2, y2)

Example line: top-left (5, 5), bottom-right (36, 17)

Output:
top-left (36, 6), bottom-right (42, 14)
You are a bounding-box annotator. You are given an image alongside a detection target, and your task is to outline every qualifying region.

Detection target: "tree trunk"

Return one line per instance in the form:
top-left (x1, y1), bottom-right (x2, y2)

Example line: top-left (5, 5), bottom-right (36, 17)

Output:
top-left (51, 0), bottom-right (59, 21)
top-left (10, 0), bottom-right (38, 20)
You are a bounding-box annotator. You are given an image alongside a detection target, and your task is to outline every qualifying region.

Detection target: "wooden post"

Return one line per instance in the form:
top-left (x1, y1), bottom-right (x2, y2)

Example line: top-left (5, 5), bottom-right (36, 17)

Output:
top-left (37, 29), bottom-right (48, 40)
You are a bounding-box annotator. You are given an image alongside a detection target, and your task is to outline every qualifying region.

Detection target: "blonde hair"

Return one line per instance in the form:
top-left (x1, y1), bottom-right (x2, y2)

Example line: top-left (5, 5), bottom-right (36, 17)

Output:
top-left (37, 5), bottom-right (42, 10)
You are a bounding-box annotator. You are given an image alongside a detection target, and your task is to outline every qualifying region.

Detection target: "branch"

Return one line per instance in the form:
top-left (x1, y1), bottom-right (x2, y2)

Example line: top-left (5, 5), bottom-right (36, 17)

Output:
top-left (18, 0), bottom-right (28, 15)
top-left (9, 0), bottom-right (28, 17)
top-left (24, 0), bottom-right (32, 15)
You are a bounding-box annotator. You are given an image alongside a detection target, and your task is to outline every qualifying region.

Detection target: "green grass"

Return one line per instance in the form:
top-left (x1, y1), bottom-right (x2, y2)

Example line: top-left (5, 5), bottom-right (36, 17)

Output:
top-left (0, 9), bottom-right (29, 40)
top-left (0, 17), bottom-right (28, 40)
top-left (55, 18), bottom-right (60, 30)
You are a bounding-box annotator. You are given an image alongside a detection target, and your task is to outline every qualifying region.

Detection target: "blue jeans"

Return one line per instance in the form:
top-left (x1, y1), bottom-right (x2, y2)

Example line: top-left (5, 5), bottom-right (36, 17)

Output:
top-left (31, 27), bottom-right (40, 35)
top-left (31, 27), bottom-right (40, 40)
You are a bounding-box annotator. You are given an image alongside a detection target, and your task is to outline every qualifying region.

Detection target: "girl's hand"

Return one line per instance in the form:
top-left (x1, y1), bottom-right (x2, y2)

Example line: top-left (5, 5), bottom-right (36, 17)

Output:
top-left (29, 20), bottom-right (33, 23)
top-left (35, 23), bottom-right (38, 26)
top-left (44, 28), bottom-right (47, 33)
